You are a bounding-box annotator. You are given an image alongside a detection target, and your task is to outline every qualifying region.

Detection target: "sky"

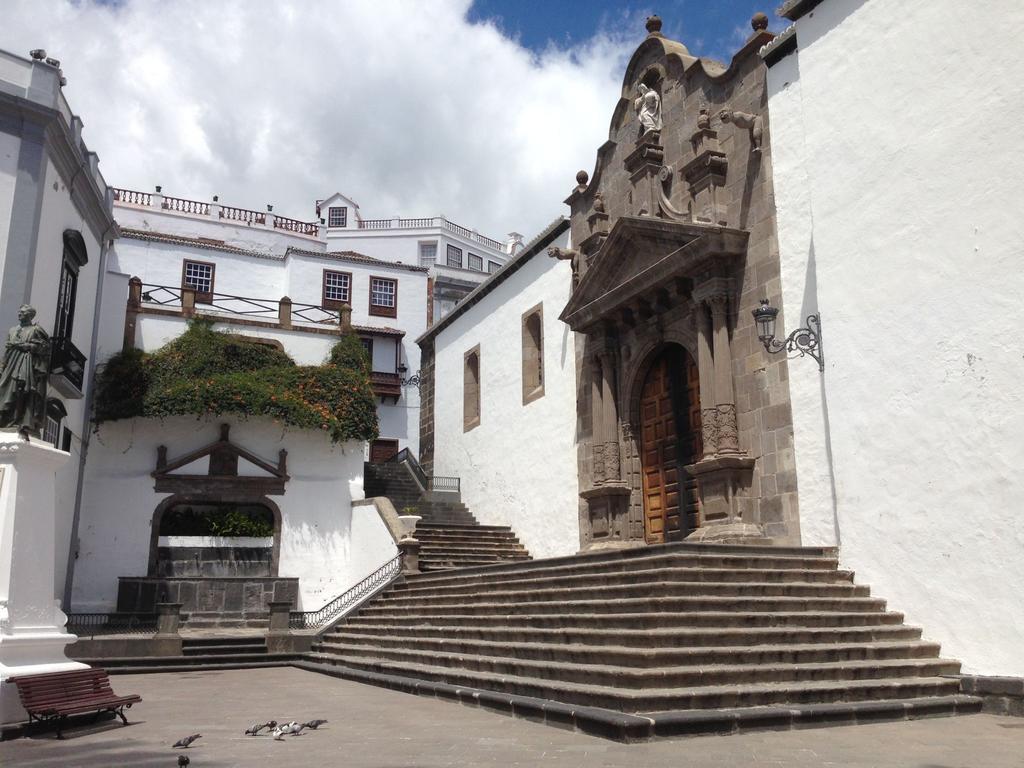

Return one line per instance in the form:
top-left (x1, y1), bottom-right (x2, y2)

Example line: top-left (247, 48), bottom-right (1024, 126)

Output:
top-left (1, 0), bottom-right (784, 241)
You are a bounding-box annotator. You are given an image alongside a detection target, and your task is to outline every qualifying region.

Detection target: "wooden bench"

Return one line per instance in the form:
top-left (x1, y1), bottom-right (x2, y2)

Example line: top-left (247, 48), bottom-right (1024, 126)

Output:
top-left (10, 668), bottom-right (141, 739)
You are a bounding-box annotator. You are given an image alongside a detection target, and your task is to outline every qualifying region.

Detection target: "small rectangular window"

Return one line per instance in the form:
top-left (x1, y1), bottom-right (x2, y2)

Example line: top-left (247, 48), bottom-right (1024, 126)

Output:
top-left (322, 270), bottom-right (352, 308)
top-left (468, 253), bottom-right (483, 271)
top-left (54, 262), bottom-right (78, 340)
top-left (487, 260), bottom-right (501, 274)
top-left (369, 276), bottom-right (398, 318)
top-left (328, 206), bottom-right (348, 227)
top-left (446, 244), bottom-right (463, 268)
top-left (182, 260), bottom-right (215, 303)
top-left (522, 304), bottom-right (544, 404)
top-left (419, 241), bottom-right (437, 267)
top-left (43, 415), bottom-right (61, 447)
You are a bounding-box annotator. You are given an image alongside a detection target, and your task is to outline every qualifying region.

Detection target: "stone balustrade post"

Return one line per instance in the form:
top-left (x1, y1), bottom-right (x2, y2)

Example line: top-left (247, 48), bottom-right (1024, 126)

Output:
top-left (398, 538), bottom-right (421, 575)
top-left (278, 296), bottom-right (293, 329)
top-left (267, 601), bottom-right (293, 633)
top-left (209, 201), bottom-right (222, 220)
top-left (155, 602), bottom-right (183, 637)
top-left (181, 286), bottom-right (196, 318)
top-left (124, 276), bottom-right (143, 351)
top-left (338, 303), bottom-right (353, 333)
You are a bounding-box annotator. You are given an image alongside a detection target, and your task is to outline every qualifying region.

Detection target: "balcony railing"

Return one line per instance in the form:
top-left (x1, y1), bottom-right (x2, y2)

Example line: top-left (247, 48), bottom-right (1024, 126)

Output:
top-left (112, 188), bottom-right (318, 239)
top-left (370, 371), bottom-right (401, 400)
top-left (137, 283), bottom-right (342, 326)
top-left (50, 336), bottom-right (87, 393)
top-left (389, 448), bottom-right (460, 494)
top-left (289, 555), bottom-right (401, 630)
top-left (356, 216), bottom-right (505, 252)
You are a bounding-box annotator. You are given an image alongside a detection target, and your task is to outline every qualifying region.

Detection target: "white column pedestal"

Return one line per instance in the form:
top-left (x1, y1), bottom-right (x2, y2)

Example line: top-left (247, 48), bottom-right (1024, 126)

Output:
top-left (0, 433), bottom-right (87, 725)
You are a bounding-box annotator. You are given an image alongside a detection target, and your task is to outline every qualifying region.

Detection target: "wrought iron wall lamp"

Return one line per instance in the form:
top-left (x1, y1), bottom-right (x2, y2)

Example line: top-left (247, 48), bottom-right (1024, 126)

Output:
top-left (397, 363), bottom-right (421, 389)
top-left (751, 298), bottom-right (824, 371)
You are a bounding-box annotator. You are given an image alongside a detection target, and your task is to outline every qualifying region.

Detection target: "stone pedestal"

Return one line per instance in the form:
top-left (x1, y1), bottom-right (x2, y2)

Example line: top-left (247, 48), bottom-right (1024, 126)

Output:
top-left (0, 434), bottom-right (87, 725)
top-left (684, 455), bottom-right (768, 544)
top-left (398, 537), bottom-right (421, 575)
top-left (579, 484), bottom-right (634, 551)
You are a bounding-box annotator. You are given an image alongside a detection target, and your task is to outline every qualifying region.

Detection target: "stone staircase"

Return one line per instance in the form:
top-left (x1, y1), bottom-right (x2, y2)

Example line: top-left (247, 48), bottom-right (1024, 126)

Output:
top-left (81, 636), bottom-right (298, 674)
top-left (364, 460), bottom-right (531, 572)
top-left (299, 542), bottom-right (980, 738)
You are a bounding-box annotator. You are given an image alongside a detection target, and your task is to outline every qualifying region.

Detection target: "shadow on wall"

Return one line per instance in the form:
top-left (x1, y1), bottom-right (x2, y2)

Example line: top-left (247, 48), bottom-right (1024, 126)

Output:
top-left (802, 235), bottom-right (840, 546)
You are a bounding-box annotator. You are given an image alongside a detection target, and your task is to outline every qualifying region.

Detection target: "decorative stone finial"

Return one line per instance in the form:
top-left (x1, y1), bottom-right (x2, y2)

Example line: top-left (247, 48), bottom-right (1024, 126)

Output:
top-left (645, 15), bottom-right (663, 35)
top-left (751, 12), bottom-right (769, 32)
top-left (697, 108), bottom-right (710, 131)
top-left (576, 170), bottom-right (589, 187)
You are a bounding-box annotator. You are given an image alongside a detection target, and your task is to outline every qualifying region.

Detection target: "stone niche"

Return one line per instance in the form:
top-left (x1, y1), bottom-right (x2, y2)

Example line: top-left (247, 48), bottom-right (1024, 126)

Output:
top-left (558, 15), bottom-right (801, 550)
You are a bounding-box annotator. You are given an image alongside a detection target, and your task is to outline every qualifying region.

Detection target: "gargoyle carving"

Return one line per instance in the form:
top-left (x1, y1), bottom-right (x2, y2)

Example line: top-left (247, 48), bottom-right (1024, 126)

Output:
top-left (719, 109), bottom-right (763, 152)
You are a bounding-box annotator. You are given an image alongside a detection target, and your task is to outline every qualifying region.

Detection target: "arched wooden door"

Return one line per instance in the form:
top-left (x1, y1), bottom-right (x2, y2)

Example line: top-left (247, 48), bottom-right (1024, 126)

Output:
top-left (639, 346), bottom-right (702, 543)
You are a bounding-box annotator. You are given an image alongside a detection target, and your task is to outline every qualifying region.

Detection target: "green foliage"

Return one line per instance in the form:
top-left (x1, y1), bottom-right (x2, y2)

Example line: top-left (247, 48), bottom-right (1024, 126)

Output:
top-left (94, 319), bottom-right (378, 443)
top-left (161, 505), bottom-right (274, 538)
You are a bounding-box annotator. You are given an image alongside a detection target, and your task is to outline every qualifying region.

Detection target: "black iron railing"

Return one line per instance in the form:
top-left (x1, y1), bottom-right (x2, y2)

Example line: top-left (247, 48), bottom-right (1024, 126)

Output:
top-left (139, 283), bottom-right (342, 326)
top-left (50, 337), bottom-right (87, 392)
top-left (66, 612), bottom-right (159, 637)
top-left (428, 476), bottom-right (461, 493)
top-left (289, 555), bottom-right (402, 630)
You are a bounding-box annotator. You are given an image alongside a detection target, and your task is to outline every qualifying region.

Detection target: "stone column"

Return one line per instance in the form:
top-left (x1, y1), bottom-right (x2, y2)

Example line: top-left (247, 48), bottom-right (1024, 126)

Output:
top-left (709, 295), bottom-right (740, 455)
top-left (155, 603), bottom-right (183, 637)
top-left (695, 302), bottom-right (717, 459)
top-left (124, 276), bottom-right (143, 351)
top-left (590, 356), bottom-right (605, 485)
top-left (278, 296), bottom-right (292, 330)
top-left (0, 435), bottom-right (87, 725)
top-left (599, 350), bottom-right (620, 483)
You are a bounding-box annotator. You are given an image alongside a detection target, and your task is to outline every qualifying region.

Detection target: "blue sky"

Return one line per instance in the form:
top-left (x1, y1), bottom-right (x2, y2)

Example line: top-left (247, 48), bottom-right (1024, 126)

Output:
top-left (467, 0), bottom-right (785, 62)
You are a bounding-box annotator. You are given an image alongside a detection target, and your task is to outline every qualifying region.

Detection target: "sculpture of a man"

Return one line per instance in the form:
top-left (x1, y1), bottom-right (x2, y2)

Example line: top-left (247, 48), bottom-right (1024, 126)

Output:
top-left (0, 305), bottom-right (51, 437)
top-left (634, 83), bottom-right (662, 137)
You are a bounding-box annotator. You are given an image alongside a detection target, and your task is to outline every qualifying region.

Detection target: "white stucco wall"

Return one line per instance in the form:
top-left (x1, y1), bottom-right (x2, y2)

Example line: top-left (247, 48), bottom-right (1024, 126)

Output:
top-left (431, 229), bottom-right (579, 559)
top-left (768, 0), bottom-right (1024, 677)
top-left (72, 417), bottom-right (393, 612)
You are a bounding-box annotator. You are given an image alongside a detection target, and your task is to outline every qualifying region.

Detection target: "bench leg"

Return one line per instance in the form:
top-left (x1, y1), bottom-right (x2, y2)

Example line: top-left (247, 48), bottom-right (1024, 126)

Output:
top-left (55, 716), bottom-right (65, 740)
top-left (115, 707), bottom-right (129, 726)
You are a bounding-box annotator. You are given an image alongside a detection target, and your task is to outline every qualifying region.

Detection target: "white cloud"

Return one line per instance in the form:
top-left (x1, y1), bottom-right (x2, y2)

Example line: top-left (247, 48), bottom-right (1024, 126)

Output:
top-left (1, 0), bottom-right (637, 240)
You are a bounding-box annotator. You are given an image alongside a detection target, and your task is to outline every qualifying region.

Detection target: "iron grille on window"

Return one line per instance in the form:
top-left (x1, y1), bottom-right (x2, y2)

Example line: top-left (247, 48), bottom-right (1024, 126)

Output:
top-left (183, 261), bottom-right (214, 296)
top-left (43, 416), bottom-right (61, 447)
top-left (371, 278), bottom-right (396, 308)
top-left (54, 262), bottom-right (77, 340)
top-left (468, 253), bottom-right (483, 271)
top-left (324, 271), bottom-right (351, 303)
top-left (328, 206), bottom-right (347, 227)
top-left (446, 244), bottom-right (463, 268)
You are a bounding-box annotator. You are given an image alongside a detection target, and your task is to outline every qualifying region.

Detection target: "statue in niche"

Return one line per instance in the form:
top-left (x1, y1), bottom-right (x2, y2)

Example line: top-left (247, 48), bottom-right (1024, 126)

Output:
top-left (634, 83), bottom-right (662, 137)
top-left (0, 305), bottom-right (51, 438)
top-left (719, 109), bottom-right (764, 152)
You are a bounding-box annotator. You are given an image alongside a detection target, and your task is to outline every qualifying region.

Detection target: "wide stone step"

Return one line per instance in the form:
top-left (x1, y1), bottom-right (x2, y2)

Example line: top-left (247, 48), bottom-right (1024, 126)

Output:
top-left (345, 609), bottom-right (905, 630)
top-left (301, 653), bottom-right (962, 711)
top-left (380, 581), bottom-right (869, 609)
top-left (359, 594), bottom-right (887, 619)
top-left (418, 541), bottom-right (528, 553)
top-left (79, 653), bottom-right (296, 674)
top-left (400, 551), bottom-right (841, 591)
top-left (415, 523), bottom-right (520, 533)
top-left (315, 642), bottom-right (958, 688)
top-left (329, 621), bottom-right (924, 647)
top-left (392, 567), bottom-right (853, 600)
top-left (182, 643), bottom-right (267, 656)
top-left (414, 530), bottom-right (526, 542)
top-left (316, 634), bottom-right (942, 668)
top-left (418, 555), bottom-right (532, 569)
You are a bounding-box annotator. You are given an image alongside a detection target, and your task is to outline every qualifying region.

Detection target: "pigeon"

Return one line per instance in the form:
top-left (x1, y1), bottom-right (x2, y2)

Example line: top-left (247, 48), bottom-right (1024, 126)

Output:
top-left (271, 725), bottom-right (288, 741)
top-left (173, 734), bottom-right (202, 749)
top-left (245, 720), bottom-right (277, 736)
top-left (289, 723), bottom-right (307, 736)
top-left (178, 756), bottom-right (190, 767)
top-left (303, 719), bottom-right (328, 730)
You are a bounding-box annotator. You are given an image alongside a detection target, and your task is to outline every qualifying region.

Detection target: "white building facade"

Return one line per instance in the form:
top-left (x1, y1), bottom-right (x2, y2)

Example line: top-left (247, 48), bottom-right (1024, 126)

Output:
top-left (418, 219), bottom-right (580, 559)
top-left (317, 192), bottom-right (518, 321)
top-left (764, 0), bottom-right (1024, 678)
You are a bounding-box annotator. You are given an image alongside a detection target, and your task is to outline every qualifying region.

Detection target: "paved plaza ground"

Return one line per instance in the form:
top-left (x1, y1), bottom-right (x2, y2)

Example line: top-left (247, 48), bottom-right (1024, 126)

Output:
top-left (3, 667), bottom-right (1023, 767)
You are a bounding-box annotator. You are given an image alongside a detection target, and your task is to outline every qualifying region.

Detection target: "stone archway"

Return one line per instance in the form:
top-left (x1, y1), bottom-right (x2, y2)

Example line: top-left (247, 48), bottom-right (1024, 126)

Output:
top-left (147, 493), bottom-right (283, 577)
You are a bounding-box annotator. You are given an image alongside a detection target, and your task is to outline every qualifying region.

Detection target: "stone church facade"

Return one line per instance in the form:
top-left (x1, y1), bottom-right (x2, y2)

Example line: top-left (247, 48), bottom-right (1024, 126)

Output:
top-left (558, 15), bottom-right (800, 550)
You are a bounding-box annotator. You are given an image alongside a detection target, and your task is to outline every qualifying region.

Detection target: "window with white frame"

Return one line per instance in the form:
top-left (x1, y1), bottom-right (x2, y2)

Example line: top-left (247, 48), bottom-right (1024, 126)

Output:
top-left (468, 253), bottom-right (483, 271)
top-left (446, 244), bottom-right (463, 268)
top-left (369, 276), bottom-right (398, 318)
top-left (322, 270), bottom-right (352, 308)
top-left (487, 260), bottom-right (501, 274)
top-left (43, 415), bottom-right (61, 447)
top-left (328, 206), bottom-right (348, 227)
top-left (419, 241), bottom-right (437, 267)
top-left (182, 260), bottom-right (215, 302)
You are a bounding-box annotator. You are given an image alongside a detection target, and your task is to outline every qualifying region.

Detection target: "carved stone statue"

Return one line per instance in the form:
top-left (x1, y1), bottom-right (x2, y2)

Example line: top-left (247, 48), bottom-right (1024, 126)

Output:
top-left (719, 109), bottom-right (764, 152)
top-left (634, 83), bottom-right (662, 137)
top-left (0, 305), bottom-right (51, 437)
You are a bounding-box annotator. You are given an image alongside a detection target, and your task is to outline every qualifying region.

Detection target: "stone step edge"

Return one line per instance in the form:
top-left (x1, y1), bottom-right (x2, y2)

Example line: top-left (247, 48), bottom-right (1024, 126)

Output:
top-left (291, 660), bottom-right (981, 742)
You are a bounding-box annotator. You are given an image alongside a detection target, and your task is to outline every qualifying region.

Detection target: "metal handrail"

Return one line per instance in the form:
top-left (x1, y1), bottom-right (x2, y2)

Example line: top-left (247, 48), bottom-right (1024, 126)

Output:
top-left (138, 283), bottom-right (340, 326)
top-left (388, 448), bottom-right (459, 493)
top-left (289, 555), bottom-right (402, 630)
top-left (66, 612), bottom-right (159, 637)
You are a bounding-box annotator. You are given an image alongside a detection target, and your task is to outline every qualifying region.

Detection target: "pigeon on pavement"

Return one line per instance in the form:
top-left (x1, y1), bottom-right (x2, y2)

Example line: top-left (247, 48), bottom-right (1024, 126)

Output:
top-left (173, 734), bottom-right (202, 748)
top-left (303, 719), bottom-right (328, 730)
